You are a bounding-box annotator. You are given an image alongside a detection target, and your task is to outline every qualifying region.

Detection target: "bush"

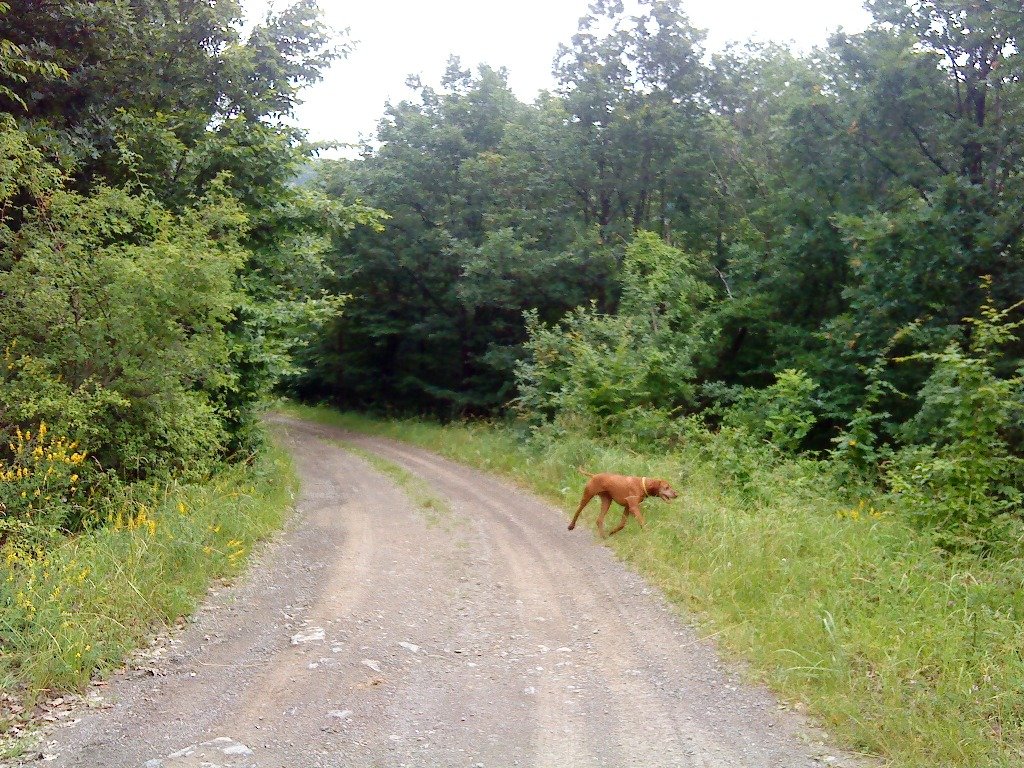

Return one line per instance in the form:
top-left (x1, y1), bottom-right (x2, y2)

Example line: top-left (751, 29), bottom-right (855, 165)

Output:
top-left (514, 306), bottom-right (663, 429)
top-left (0, 421), bottom-right (90, 550)
top-left (885, 289), bottom-right (1024, 554)
top-left (721, 369), bottom-right (820, 453)
top-left (0, 118), bottom-right (247, 488)
top-left (513, 231), bottom-right (717, 439)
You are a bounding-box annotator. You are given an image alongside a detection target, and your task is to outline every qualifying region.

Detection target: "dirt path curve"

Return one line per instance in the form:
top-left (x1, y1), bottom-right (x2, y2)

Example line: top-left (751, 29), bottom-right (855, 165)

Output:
top-left (42, 415), bottom-right (855, 768)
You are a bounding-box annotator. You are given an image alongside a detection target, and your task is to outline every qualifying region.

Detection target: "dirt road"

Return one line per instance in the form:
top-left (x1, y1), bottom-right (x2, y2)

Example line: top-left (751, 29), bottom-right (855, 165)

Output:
top-left (42, 415), bottom-right (852, 767)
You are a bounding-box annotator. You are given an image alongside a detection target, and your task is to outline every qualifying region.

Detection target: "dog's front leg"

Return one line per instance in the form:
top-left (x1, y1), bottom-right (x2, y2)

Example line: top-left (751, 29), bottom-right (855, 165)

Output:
top-left (607, 506), bottom-right (631, 536)
top-left (595, 495), bottom-right (613, 538)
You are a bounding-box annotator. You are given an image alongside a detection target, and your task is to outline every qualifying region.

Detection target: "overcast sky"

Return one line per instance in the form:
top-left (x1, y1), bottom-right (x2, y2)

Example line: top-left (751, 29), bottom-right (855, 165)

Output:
top-left (243, 1), bottom-right (873, 149)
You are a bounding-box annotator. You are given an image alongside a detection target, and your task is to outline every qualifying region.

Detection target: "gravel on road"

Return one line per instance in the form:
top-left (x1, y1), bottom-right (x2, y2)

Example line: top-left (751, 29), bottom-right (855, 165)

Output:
top-left (35, 415), bottom-right (860, 768)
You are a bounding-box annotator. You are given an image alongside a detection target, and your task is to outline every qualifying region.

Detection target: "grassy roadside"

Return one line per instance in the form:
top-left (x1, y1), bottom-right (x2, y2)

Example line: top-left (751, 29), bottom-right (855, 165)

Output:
top-left (284, 403), bottom-right (1024, 768)
top-left (0, 437), bottom-right (297, 740)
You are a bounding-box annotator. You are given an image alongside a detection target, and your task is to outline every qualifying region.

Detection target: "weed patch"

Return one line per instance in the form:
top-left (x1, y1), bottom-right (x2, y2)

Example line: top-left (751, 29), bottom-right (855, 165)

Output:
top-left (0, 440), bottom-right (296, 735)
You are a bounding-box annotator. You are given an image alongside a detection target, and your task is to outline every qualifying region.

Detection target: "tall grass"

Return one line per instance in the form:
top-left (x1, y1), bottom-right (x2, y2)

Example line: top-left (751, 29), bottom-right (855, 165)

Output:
top-left (285, 404), bottom-right (1024, 768)
top-left (0, 442), bottom-right (296, 717)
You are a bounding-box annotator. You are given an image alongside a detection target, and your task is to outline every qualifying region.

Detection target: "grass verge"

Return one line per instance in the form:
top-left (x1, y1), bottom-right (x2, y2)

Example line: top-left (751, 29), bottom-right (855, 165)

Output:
top-left (283, 403), bottom-right (1024, 768)
top-left (0, 438), bottom-right (296, 735)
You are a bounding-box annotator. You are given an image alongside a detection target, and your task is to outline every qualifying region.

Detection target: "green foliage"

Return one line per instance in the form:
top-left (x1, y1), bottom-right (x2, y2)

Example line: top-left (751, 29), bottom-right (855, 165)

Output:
top-left (513, 231), bottom-right (717, 435)
top-left (515, 306), bottom-right (659, 431)
top-left (885, 291), bottom-right (1024, 554)
top-left (0, 1), bottom-right (365, 451)
top-left (302, 0), bottom-right (1011, 426)
top-left (829, 337), bottom-right (906, 473)
top-left (0, 1), bottom-right (343, 175)
top-left (225, 0), bottom-right (344, 119)
top-left (297, 64), bottom-right (602, 415)
top-left (620, 231), bottom-right (715, 341)
top-left (553, 0), bottom-right (707, 239)
top-left (721, 370), bottom-right (821, 453)
top-left (761, 370), bottom-right (820, 452)
top-left (0, 2), bottom-right (67, 111)
top-left (0, 146), bottom-right (246, 481)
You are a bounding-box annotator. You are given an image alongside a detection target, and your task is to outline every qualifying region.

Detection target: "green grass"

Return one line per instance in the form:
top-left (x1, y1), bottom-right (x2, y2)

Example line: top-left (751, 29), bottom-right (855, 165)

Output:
top-left (283, 403), bottom-right (1024, 768)
top-left (0, 439), bottom-right (296, 724)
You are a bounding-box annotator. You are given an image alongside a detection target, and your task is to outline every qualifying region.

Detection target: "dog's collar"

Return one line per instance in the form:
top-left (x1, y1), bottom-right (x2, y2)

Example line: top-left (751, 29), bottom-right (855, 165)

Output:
top-left (641, 476), bottom-right (648, 495)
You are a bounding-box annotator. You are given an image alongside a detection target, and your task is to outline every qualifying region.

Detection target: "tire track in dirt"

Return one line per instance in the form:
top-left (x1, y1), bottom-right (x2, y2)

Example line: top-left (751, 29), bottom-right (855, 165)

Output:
top-left (353, 439), bottom-right (709, 766)
top-left (329, 431), bottom-right (598, 766)
top-left (38, 415), bottom-right (859, 768)
top-left (337, 426), bottom-right (853, 768)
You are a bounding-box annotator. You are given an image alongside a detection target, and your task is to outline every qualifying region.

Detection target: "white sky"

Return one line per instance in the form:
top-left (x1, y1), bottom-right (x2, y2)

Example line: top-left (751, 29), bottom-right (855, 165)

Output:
top-left (244, 1), bottom-right (872, 150)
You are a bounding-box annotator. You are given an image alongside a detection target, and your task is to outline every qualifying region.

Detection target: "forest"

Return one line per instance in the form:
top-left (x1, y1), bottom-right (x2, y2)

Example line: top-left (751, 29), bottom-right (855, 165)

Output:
top-left (301, 0), bottom-right (1024, 557)
top-left (0, 0), bottom-right (1023, 764)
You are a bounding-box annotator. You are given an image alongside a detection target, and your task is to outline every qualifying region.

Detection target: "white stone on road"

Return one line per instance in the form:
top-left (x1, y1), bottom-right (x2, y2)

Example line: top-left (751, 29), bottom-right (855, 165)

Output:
top-left (289, 626), bottom-right (325, 645)
top-left (142, 736), bottom-right (255, 767)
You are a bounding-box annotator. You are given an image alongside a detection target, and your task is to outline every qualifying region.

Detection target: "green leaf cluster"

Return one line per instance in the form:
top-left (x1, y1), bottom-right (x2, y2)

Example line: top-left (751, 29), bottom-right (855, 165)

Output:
top-left (885, 288), bottom-right (1024, 553)
top-left (0, 119), bottom-right (245, 482)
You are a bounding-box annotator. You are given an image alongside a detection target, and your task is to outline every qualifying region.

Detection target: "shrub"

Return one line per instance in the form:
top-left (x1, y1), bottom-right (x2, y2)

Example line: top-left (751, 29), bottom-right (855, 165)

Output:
top-left (513, 231), bottom-right (718, 439)
top-left (0, 122), bottom-right (246, 486)
top-left (829, 333), bottom-right (909, 474)
top-left (514, 306), bottom-right (663, 429)
top-left (885, 289), bottom-right (1024, 554)
top-left (0, 421), bottom-right (90, 550)
top-left (722, 369), bottom-right (820, 453)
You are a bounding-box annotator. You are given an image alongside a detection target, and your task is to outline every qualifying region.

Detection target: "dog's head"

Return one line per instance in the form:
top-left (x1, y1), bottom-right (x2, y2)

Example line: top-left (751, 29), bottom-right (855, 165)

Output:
top-left (652, 479), bottom-right (678, 501)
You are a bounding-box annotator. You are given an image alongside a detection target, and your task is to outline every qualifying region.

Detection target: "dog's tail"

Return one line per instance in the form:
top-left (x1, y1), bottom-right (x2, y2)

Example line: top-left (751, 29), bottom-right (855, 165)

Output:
top-left (577, 466), bottom-right (594, 477)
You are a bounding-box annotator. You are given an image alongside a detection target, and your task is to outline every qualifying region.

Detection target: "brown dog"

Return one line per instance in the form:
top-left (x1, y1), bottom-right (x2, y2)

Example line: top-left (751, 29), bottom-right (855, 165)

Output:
top-left (569, 468), bottom-right (678, 538)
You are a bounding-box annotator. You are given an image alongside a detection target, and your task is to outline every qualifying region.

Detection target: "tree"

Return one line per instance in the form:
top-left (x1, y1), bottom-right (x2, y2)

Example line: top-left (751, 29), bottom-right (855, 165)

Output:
top-left (552, 0), bottom-right (708, 239)
top-left (300, 63), bottom-right (601, 415)
top-left (1, 1), bottom-right (375, 482)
